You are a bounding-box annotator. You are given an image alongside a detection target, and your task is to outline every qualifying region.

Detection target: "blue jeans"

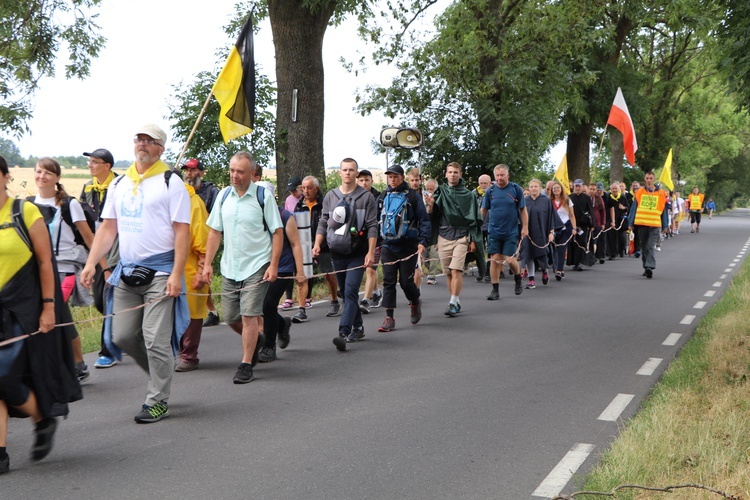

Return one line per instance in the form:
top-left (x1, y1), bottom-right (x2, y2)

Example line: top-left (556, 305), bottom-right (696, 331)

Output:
top-left (331, 254), bottom-right (366, 336)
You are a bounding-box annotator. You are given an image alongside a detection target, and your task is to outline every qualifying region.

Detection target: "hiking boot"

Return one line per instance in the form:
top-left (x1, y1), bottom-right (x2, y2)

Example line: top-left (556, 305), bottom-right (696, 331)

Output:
top-left (359, 299), bottom-right (371, 314)
top-left (525, 279), bottom-right (536, 289)
top-left (645, 268), bottom-right (653, 279)
top-left (0, 454), bottom-right (8, 474)
top-left (291, 308), bottom-right (307, 323)
top-left (31, 418), bottom-right (57, 460)
top-left (258, 347), bottom-right (277, 363)
top-left (514, 277), bottom-right (523, 295)
top-left (378, 317), bottom-right (396, 332)
top-left (134, 402), bottom-right (169, 423)
top-left (444, 303), bottom-right (459, 317)
top-left (426, 275), bottom-right (436, 285)
top-left (233, 363), bottom-right (254, 384)
top-left (410, 300), bottom-right (422, 325)
top-left (175, 360), bottom-right (199, 372)
top-left (333, 334), bottom-right (347, 352)
top-left (326, 300), bottom-right (341, 317)
top-left (203, 311), bottom-right (220, 327)
top-left (76, 362), bottom-right (89, 382)
top-left (279, 299), bottom-right (294, 310)
top-left (542, 271), bottom-right (549, 285)
top-left (371, 290), bottom-right (383, 308)
top-left (487, 289), bottom-right (500, 301)
top-left (94, 355), bottom-right (117, 369)
top-left (278, 316), bottom-right (292, 349)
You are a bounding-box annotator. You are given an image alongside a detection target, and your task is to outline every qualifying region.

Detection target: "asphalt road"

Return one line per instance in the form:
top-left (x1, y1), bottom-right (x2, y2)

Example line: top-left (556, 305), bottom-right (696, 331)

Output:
top-left (5, 210), bottom-right (750, 499)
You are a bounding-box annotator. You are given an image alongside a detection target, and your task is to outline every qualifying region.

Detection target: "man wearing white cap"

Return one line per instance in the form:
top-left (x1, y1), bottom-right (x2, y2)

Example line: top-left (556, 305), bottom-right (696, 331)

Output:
top-left (81, 124), bottom-right (191, 423)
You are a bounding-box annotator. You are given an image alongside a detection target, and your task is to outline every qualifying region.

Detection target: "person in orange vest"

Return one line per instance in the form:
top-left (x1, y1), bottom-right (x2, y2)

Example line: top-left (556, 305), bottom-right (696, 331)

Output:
top-left (627, 172), bottom-right (669, 279)
top-left (687, 186), bottom-right (705, 233)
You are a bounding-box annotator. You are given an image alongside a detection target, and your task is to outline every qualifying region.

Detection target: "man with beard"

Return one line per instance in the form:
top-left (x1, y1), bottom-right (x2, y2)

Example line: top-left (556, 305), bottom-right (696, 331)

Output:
top-left (81, 124), bottom-right (190, 423)
top-left (181, 158), bottom-right (221, 327)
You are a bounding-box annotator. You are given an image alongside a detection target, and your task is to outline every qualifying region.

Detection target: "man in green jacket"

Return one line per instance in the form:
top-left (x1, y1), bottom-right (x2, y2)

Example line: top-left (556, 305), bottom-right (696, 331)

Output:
top-left (425, 161), bottom-right (485, 317)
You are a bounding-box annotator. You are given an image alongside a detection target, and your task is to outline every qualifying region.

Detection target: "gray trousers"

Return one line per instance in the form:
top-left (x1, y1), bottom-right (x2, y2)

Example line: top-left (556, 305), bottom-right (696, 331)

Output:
top-left (636, 226), bottom-right (661, 270)
top-left (113, 276), bottom-right (175, 406)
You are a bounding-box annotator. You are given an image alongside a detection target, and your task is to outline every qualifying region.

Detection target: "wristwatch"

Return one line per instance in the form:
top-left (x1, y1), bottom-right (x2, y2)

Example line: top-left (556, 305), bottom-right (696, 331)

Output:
top-left (42, 297), bottom-right (55, 303)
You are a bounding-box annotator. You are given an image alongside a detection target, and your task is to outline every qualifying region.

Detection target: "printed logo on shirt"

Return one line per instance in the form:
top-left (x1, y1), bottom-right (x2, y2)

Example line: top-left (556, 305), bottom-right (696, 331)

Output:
top-left (640, 194), bottom-right (658, 210)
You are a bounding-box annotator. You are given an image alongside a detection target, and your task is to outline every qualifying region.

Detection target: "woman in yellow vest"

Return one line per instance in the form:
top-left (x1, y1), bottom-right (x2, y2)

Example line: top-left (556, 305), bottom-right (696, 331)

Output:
top-left (687, 186), bottom-right (705, 233)
top-left (627, 172), bottom-right (669, 279)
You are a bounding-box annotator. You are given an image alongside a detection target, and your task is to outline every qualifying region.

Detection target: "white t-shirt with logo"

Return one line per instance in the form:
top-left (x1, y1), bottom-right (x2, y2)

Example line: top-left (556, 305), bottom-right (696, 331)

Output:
top-left (102, 173), bottom-right (191, 263)
top-left (34, 195), bottom-right (86, 273)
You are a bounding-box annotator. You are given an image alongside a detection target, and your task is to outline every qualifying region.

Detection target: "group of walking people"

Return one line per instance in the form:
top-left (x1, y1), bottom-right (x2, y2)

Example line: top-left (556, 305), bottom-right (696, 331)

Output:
top-left (0, 124), bottom-right (711, 472)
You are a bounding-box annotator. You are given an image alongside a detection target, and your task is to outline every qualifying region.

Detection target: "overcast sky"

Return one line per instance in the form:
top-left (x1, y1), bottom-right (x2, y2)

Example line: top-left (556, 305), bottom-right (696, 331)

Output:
top-left (15, 0), bottom-right (406, 169)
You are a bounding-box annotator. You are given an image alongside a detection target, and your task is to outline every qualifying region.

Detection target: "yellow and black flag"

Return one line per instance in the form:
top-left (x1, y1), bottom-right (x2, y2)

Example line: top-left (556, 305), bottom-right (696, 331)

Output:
top-left (212, 14), bottom-right (255, 143)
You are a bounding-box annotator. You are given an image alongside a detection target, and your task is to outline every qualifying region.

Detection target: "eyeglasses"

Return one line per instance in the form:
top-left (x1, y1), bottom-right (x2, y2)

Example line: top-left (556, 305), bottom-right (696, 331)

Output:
top-left (87, 159), bottom-right (106, 165)
top-left (133, 136), bottom-right (163, 146)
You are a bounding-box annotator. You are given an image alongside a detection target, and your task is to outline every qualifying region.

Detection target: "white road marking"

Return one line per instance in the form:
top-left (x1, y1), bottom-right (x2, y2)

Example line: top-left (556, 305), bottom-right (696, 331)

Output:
top-left (724, 268), bottom-right (733, 272)
top-left (680, 315), bottom-right (696, 325)
top-left (733, 259), bottom-right (741, 262)
top-left (704, 290), bottom-right (715, 297)
top-left (713, 282), bottom-right (723, 287)
top-left (693, 301), bottom-right (707, 309)
top-left (720, 275), bottom-right (727, 279)
top-left (637, 358), bottom-right (663, 376)
top-left (598, 394), bottom-right (635, 421)
top-left (729, 263), bottom-right (737, 267)
top-left (532, 443), bottom-right (596, 498)
top-left (663, 333), bottom-right (682, 346)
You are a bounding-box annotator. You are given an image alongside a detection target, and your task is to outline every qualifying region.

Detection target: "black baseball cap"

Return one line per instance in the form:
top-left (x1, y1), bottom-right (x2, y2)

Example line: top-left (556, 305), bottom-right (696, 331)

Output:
top-left (83, 149), bottom-right (114, 166)
top-left (357, 169), bottom-right (373, 178)
top-left (385, 164), bottom-right (405, 175)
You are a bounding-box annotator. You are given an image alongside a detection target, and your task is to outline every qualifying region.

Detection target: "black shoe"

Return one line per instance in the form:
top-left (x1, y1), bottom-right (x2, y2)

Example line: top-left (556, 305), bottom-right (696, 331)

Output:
top-left (598, 259), bottom-right (605, 264)
top-left (291, 308), bottom-right (307, 323)
top-left (514, 278), bottom-right (523, 296)
top-left (250, 334), bottom-right (265, 367)
top-left (76, 362), bottom-right (89, 382)
top-left (351, 325), bottom-right (365, 340)
top-left (333, 335), bottom-right (347, 352)
top-left (203, 311), bottom-right (220, 327)
top-left (31, 418), bottom-right (57, 461)
top-left (487, 289), bottom-right (500, 301)
top-left (499, 271), bottom-right (506, 279)
top-left (233, 363), bottom-right (254, 384)
top-left (0, 454), bottom-right (8, 474)
top-left (278, 316), bottom-right (292, 349)
top-left (555, 271), bottom-right (562, 281)
top-left (257, 346), bottom-right (277, 363)
top-left (645, 268), bottom-right (653, 279)
top-left (484, 274), bottom-right (491, 283)
top-left (475, 274), bottom-right (484, 283)
top-left (608, 256), bottom-right (616, 261)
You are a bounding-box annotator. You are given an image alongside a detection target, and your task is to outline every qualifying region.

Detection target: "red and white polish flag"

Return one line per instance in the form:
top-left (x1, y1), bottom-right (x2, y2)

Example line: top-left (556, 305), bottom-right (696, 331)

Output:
top-left (606, 87), bottom-right (638, 166)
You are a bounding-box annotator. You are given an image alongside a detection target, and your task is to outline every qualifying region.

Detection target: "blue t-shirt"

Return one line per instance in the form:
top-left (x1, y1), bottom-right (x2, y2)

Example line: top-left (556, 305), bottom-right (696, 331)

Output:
top-left (482, 182), bottom-right (525, 237)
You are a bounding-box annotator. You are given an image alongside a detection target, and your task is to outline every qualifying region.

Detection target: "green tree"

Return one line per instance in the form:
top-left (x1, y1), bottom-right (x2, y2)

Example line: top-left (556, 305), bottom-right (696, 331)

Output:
top-left (715, 0), bottom-right (750, 110)
top-left (0, 138), bottom-right (25, 166)
top-left (0, 0), bottom-right (106, 134)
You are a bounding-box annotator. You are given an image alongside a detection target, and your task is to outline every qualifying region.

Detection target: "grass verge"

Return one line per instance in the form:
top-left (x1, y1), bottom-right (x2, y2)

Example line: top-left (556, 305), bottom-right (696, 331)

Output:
top-left (569, 261), bottom-right (750, 499)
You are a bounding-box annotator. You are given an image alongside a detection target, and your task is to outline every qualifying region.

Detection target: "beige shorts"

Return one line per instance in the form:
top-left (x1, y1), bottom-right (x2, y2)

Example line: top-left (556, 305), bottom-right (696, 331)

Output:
top-left (221, 263), bottom-right (270, 322)
top-left (438, 235), bottom-right (470, 272)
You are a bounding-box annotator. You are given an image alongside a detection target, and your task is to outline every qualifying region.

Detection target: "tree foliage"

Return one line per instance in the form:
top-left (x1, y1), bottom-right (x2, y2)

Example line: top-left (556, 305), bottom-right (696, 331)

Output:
top-left (0, 0), bottom-right (106, 134)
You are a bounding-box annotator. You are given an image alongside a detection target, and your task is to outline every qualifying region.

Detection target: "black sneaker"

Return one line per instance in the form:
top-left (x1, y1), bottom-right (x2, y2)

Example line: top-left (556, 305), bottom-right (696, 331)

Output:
top-left (291, 308), bottom-right (307, 323)
top-left (258, 347), bottom-right (277, 363)
top-left (351, 325), bottom-right (365, 340)
top-left (475, 274), bottom-right (484, 283)
top-left (0, 454), bottom-right (8, 474)
top-left (76, 362), bottom-right (89, 382)
top-left (278, 316), bottom-right (292, 349)
top-left (203, 311), bottom-right (220, 327)
top-left (371, 290), bottom-right (383, 308)
top-left (31, 417), bottom-right (57, 460)
top-left (484, 274), bottom-right (491, 283)
top-left (134, 402), bottom-right (169, 423)
top-left (645, 268), bottom-right (653, 279)
top-left (487, 289), bottom-right (500, 301)
top-left (359, 299), bottom-right (371, 314)
top-left (333, 334), bottom-right (347, 351)
top-left (233, 363), bottom-right (254, 384)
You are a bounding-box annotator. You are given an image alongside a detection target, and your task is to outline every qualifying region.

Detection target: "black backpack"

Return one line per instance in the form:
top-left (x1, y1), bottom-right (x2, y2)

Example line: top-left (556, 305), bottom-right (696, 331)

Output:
top-left (25, 195), bottom-right (96, 252)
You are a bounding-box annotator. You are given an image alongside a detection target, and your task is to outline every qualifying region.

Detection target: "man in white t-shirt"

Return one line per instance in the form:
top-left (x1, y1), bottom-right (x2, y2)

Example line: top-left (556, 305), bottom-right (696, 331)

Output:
top-left (81, 124), bottom-right (191, 424)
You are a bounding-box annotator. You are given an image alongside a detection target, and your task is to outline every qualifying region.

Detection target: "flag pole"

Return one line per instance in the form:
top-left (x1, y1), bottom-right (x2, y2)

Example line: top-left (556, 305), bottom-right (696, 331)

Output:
top-left (590, 125), bottom-right (608, 182)
top-left (173, 90), bottom-right (214, 170)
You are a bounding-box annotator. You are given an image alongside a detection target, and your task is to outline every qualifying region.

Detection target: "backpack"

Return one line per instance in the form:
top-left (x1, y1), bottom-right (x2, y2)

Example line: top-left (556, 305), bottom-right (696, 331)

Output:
top-left (326, 188), bottom-right (368, 255)
top-left (8, 199), bottom-right (33, 251)
top-left (26, 195), bottom-right (96, 252)
top-left (378, 189), bottom-right (418, 242)
top-left (219, 184), bottom-right (269, 233)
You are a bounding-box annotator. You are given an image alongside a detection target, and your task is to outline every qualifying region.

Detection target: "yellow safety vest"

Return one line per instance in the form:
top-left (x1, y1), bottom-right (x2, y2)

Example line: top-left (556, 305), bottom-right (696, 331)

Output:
top-left (634, 188), bottom-right (666, 228)
top-left (688, 193), bottom-right (704, 211)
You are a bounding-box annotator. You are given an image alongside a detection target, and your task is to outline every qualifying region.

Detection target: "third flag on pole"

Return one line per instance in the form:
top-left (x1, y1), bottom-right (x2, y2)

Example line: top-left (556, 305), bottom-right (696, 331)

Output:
top-left (554, 154), bottom-right (571, 194)
top-left (659, 149), bottom-right (674, 191)
top-left (212, 14), bottom-right (255, 143)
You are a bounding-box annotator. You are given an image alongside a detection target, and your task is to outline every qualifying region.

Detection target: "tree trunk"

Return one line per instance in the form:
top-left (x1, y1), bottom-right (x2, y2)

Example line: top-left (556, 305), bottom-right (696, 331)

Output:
top-left (566, 122), bottom-right (593, 184)
top-left (609, 128), bottom-right (624, 183)
top-left (268, 0), bottom-right (336, 196)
